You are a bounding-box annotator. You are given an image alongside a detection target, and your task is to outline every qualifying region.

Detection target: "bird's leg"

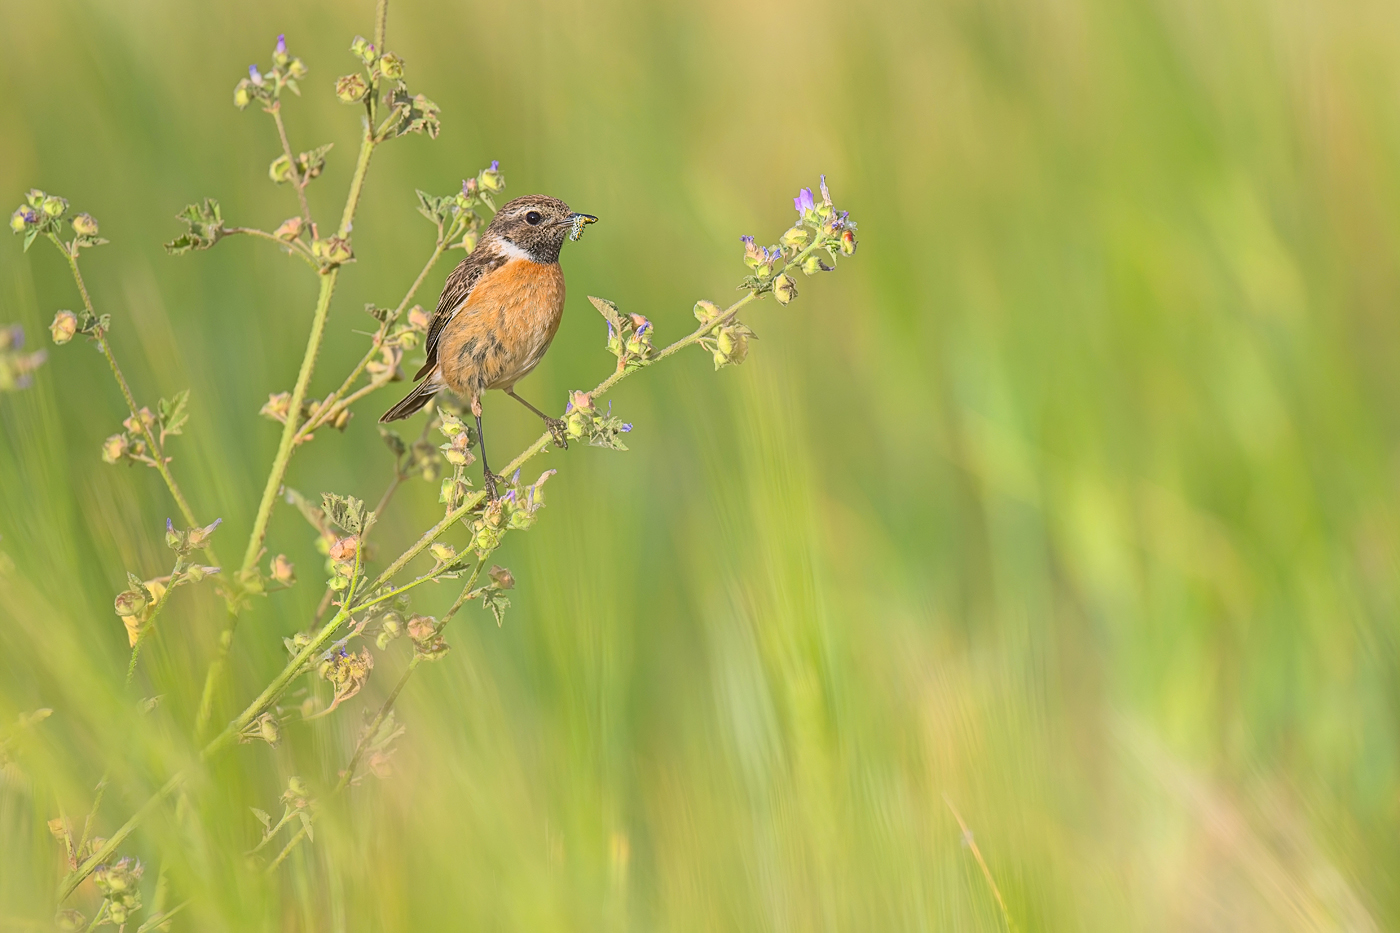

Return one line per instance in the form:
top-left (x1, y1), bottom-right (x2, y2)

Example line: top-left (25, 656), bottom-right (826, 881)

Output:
top-left (506, 388), bottom-right (569, 450)
top-left (471, 396), bottom-right (501, 501)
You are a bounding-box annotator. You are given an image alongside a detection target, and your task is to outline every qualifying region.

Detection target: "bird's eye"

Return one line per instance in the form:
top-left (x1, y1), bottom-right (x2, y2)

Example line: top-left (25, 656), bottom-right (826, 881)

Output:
top-left (525, 211), bottom-right (543, 225)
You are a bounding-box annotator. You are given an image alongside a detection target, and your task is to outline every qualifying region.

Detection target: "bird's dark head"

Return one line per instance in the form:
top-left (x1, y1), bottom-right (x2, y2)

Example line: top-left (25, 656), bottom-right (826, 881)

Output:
top-left (484, 194), bottom-right (597, 264)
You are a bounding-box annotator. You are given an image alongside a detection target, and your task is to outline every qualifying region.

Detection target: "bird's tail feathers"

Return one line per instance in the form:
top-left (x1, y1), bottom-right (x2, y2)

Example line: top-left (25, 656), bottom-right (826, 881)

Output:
top-left (380, 377), bottom-right (442, 423)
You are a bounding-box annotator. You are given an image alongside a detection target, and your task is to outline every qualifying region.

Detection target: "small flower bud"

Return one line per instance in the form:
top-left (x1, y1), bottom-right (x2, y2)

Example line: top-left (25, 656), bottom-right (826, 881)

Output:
top-left (780, 225), bottom-right (809, 249)
top-left (312, 236), bottom-right (353, 265)
top-left (336, 73), bottom-right (370, 103)
top-left (456, 228), bottom-right (480, 253)
top-left (489, 565), bottom-right (515, 590)
top-left (329, 536), bottom-right (358, 563)
top-left (274, 216), bottom-right (303, 240)
top-left (567, 390), bottom-right (594, 414)
top-left (10, 206), bottom-right (36, 232)
top-left (257, 712), bottom-right (281, 746)
top-left (288, 57), bottom-right (309, 80)
top-left (840, 229), bottom-right (857, 255)
top-left (260, 391), bottom-right (291, 422)
top-left (101, 433), bottom-right (130, 464)
top-left (185, 517), bottom-right (222, 549)
top-left (772, 273), bottom-right (798, 305)
top-left (50, 310), bottom-right (78, 344)
top-left (430, 542), bottom-right (456, 563)
top-left (407, 304), bottom-right (430, 331)
top-left (248, 64), bottom-right (264, 87)
top-left (123, 407), bottom-right (155, 435)
top-left (268, 154), bottom-right (295, 184)
top-left (801, 254), bottom-right (823, 276)
top-left (41, 196), bottom-right (67, 218)
top-left (478, 160), bottom-right (504, 192)
top-left (693, 300), bottom-right (721, 323)
top-left (406, 614), bottom-right (436, 642)
top-left (113, 588), bottom-right (148, 619)
top-left (234, 81), bottom-right (253, 109)
top-left (351, 36), bottom-right (377, 63)
top-left (378, 52), bottom-right (404, 80)
top-left (71, 213), bottom-right (99, 236)
top-left (270, 553), bottom-right (296, 585)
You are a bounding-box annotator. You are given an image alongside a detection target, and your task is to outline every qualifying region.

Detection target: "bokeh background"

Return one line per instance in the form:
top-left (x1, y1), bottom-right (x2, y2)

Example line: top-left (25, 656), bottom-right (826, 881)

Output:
top-left (3, 0), bottom-right (1400, 928)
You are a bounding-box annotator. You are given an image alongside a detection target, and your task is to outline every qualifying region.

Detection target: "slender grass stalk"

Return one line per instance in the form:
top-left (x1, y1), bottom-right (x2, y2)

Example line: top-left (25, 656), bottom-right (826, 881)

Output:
top-left (943, 793), bottom-right (1015, 932)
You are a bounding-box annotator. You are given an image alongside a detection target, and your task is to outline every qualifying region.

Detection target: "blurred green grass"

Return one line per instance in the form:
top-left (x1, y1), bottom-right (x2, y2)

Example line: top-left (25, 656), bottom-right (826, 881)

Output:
top-left (4, 0), bottom-right (1400, 928)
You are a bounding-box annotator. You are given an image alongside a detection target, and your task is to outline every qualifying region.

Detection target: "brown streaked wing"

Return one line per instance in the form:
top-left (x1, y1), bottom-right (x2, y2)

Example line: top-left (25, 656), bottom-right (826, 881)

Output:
top-left (416, 250), bottom-right (507, 380)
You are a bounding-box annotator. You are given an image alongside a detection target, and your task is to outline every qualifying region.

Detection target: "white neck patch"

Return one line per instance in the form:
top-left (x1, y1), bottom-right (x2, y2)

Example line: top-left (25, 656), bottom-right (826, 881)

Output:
top-left (496, 238), bottom-right (534, 262)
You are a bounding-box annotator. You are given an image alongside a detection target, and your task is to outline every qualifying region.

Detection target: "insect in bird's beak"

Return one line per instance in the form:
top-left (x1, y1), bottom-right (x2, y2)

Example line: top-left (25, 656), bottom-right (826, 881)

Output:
top-left (567, 212), bottom-right (599, 241)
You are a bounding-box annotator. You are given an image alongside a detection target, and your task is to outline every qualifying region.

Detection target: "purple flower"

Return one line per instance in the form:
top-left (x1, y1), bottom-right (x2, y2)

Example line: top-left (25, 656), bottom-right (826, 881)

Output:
top-left (249, 64), bottom-right (264, 86)
top-left (276, 34), bottom-right (287, 55)
top-left (794, 187), bottom-right (816, 216)
top-left (819, 175), bottom-right (831, 205)
top-left (490, 160), bottom-right (499, 172)
top-left (620, 422), bottom-right (633, 433)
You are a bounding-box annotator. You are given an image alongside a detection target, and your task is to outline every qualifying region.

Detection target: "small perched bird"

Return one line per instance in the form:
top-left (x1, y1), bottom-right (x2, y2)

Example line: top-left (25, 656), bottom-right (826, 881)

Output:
top-left (381, 194), bottom-right (597, 499)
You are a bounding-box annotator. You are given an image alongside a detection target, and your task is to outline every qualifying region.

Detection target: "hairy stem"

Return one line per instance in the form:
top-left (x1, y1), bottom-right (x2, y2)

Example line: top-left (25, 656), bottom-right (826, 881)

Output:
top-left (224, 227), bottom-right (318, 268)
top-left (270, 105), bottom-right (313, 228)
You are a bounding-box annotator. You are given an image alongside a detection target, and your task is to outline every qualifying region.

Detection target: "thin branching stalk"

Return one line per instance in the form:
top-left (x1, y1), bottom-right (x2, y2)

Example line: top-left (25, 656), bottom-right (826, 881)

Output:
top-left (297, 238), bottom-right (450, 438)
top-left (269, 105), bottom-right (314, 228)
top-left (224, 227), bottom-right (319, 268)
top-left (267, 561), bottom-right (483, 871)
top-left (50, 235), bottom-right (220, 569)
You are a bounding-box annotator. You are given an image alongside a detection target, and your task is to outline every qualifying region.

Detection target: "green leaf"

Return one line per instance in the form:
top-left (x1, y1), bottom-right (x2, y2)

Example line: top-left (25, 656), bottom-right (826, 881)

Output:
top-left (482, 588), bottom-right (511, 627)
top-left (321, 493), bottom-right (370, 535)
top-left (164, 198), bottom-right (225, 254)
top-left (588, 295), bottom-right (626, 333)
top-left (158, 390), bottom-right (190, 437)
top-left (250, 807), bottom-right (272, 831)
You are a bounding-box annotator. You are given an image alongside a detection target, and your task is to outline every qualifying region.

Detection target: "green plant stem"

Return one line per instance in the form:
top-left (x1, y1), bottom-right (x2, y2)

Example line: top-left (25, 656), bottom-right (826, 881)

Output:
top-left (224, 227), bottom-right (319, 268)
top-left (57, 773), bottom-right (185, 904)
top-left (266, 563), bottom-right (483, 872)
top-left (135, 899), bottom-right (188, 933)
top-left (269, 104), bottom-right (313, 228)
top-left (198, 136), bottom-right (380, 734)
top-left (53, 237), bottom-right (220, 569)
top-left (82, 901), bottom-right (108, 932)
top-left (296, 235), bottom-right (451, 438)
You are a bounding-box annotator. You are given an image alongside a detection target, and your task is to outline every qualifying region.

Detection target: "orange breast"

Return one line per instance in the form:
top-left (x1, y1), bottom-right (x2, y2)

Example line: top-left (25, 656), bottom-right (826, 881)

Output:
top-left (437, 258), bottom-right (566, 398)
